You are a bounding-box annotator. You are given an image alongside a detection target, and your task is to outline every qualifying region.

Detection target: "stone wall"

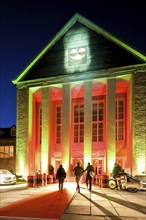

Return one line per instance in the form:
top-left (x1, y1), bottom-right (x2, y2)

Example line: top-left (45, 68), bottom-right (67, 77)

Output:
top-left (133, 72), bottom-right (146, 174)
top-left (16, 87), bottom-right (29, 178)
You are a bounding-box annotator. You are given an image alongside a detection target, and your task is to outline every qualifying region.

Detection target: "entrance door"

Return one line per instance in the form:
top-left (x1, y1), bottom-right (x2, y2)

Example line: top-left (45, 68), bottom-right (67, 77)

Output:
top-left (93, 158), bottom-right (104, 175)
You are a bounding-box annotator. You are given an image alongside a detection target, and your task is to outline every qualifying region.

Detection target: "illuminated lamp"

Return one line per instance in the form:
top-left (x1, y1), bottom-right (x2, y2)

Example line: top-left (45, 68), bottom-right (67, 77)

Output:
top-left (70, 47), bottom-right (86, 61)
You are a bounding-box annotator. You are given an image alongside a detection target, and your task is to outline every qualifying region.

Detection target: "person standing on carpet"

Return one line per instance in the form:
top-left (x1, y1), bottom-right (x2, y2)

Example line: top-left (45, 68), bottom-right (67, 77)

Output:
top-left (56, 165), bottom-right (66, 192)
top-left (73, 162), bottom-right (84, 193)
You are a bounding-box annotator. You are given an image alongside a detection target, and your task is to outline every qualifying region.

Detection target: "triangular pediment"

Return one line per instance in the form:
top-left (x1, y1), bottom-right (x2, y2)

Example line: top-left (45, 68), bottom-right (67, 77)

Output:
top-left (12, 13), bottom-right (146, 85)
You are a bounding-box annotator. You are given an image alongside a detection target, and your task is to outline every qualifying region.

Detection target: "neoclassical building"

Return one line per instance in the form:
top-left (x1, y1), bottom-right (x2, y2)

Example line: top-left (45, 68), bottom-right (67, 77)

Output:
top-left (12, 13), bottom-right (146, 179)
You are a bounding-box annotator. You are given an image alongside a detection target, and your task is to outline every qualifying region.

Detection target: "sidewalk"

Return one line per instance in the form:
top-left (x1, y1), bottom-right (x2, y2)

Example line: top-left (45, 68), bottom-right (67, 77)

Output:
top-left (60, 184), bottom-right (146, 220)
top-left (0, 182), bottom-right (146, 220)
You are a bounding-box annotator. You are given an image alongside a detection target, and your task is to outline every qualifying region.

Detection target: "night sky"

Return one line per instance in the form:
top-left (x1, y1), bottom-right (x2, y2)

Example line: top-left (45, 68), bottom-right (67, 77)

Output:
top-left (0, 0), bottom-right (146, 128)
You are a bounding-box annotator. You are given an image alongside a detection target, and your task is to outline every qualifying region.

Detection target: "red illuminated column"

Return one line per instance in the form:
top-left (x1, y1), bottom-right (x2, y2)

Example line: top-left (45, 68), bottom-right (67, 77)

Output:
top-left (62, 84), bottom-right (71, 175)
top-left (106, 78), bottom-right (116, 175)
top-left (84, 81), bottom-right (92, 168)
top-left (41, 87), bottom-right (51, 174)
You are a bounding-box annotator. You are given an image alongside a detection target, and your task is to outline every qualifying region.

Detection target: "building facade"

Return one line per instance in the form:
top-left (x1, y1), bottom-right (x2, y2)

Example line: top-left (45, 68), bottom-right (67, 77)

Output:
top-left (12, 14), bottom-right (146, 179)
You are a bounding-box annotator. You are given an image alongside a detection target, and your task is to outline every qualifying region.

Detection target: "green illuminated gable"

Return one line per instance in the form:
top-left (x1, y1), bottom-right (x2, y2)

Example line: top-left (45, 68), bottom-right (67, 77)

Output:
top-left (12, 13), bottom-right (146, 85)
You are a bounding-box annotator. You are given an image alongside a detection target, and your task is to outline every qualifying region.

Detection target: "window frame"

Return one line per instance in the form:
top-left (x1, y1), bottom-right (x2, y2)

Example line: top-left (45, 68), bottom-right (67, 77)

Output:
top-left (92, 97), bottom-right (105, 143)
top-left (116, 95), bottom-right (126, 141)
top-left (0, 145), bottom-right (14, 158)
top-left (73, 103), bottom-right (84, 143)
top-left (55, 106), bottom-right (62, 144)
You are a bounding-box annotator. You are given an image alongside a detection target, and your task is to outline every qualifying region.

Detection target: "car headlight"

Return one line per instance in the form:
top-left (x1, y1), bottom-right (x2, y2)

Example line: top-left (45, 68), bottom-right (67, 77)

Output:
top-left (13, 176), bottom-right (16, 180)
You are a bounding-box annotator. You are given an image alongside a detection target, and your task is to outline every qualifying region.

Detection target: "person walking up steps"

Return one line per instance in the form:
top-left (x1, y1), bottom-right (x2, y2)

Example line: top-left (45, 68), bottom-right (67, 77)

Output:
top-left (73, 162), bottom-right (84, 193)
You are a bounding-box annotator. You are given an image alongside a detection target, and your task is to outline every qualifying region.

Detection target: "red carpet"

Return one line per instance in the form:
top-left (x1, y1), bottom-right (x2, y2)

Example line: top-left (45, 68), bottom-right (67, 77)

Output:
top-left (0, 187), bottom-right (75, 219)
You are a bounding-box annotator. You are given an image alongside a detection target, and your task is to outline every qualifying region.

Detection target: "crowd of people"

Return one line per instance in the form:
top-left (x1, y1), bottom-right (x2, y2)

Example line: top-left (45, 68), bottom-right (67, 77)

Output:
top-left (55, 162), bottom-right (95, 193)
top-left (9, 161), bottom-right (123, 193)
top-left (35, 162), bottom-right (122, 193)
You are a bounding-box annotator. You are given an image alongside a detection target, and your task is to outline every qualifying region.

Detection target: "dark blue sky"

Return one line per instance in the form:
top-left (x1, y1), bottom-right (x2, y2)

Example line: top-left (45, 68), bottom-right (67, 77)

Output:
top-left (0, 0), bottom-right (146, 127)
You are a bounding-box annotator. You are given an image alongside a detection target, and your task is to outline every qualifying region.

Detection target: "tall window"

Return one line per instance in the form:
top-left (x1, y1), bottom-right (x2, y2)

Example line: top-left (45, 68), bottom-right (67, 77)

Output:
top-left (74, 104), bottom-right (84, 143)
top-left (92, 101), bottom-right (104, 142)
top-left (116, 99), bottom-right (125, 141)
top-left (0, 146), bottom-right (14, 158)
top-left (56, 106), bottom-right (62, 144)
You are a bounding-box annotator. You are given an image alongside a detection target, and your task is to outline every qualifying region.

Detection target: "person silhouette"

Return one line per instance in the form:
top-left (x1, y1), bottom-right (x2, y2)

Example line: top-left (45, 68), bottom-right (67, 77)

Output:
top-left (56, 165), bottom-right (66, 192)
top-left (73, 162), bottom-right (84, 193)
top-left (84, 162), bottom-right (94, 190)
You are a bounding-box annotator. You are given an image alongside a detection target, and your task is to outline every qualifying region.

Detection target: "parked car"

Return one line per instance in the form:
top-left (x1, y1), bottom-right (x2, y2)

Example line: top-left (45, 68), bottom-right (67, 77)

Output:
top-left (0, 169), bottom-right (16, 185)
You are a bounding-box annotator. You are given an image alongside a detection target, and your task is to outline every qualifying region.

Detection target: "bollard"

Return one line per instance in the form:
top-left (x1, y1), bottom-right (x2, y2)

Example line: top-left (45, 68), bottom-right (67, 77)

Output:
top-left (43, 173), bottom-right (47, 186)
top-left (100, 175), bottom-right (109, 188)
top-left (38, 174), bottom-right (43, 186)
top-left (47, 175), bottom-right (53, 184)
top-left (99, 175), bottom-right (101, 187)
top-left (94, 175), bottom-right (99, 185)
top-left (27, 176), bottom-right (33, 187)
top-left (34, 174), bottom-right (43, 187)
top-left (34, 174), bottom-right (39, 187)
top-left (53, 174), bottom-right (58, 183)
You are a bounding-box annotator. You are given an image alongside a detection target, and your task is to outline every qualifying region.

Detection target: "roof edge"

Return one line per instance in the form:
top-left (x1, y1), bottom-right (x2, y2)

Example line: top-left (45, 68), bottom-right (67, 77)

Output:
top-left (14, 63), bottom-right (146, 88)
top-left (12, 13), bottom-right (146, 85)
top-left (75, 14), bottom-right (146, 62)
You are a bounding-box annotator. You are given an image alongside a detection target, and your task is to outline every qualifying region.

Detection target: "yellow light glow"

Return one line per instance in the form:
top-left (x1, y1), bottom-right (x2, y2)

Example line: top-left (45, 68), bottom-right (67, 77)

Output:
top-left (108, 159), bottom-right (115, 174)
top-left (41, 87), bottom-right (50, 174)
top-left (41, 155), bottom-right (48, 173)
top-left (137, 156), bottom-right (146, 174)
top-left (28, 89), bottom-right (33, 139)
top-left (84, 155), bottom-right (91, 168)
top-left (20, 158), bottom-right (25, 173)
top-left (63, 161), bottom-right (69, 173)
top-left (103, 157), bottom-right (106, 173)
top-left (64, 27), bottom-right (91, 73)
top-left (19, 155), bottom-right (27, 178)
top-left (62, 148), bottom-right (70, 174)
